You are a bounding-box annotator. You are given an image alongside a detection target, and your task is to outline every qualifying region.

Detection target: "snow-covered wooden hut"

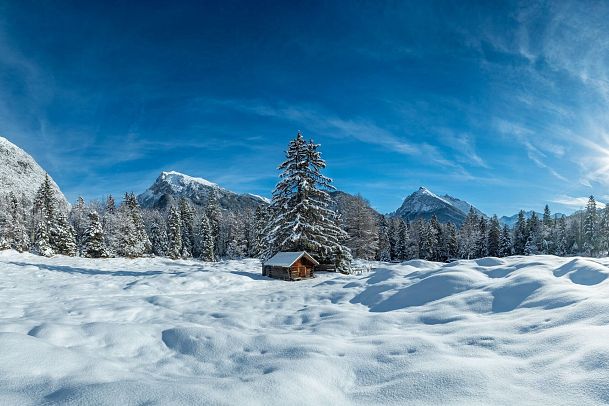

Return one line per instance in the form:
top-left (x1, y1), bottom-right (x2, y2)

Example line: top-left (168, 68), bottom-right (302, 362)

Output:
top-left (262, 251), bottom-right (319, 281)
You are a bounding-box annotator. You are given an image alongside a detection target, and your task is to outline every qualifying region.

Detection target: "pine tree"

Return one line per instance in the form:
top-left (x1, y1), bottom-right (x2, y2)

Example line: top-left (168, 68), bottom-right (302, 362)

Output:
top-left (166, 206), bottom-right (182, 260)
top-left (555, 216), bottom-right (568, 257)
top-left (145, 210), bottom-right (168, 257)
top-left (376, 216), bottom-right (391, 261)
top-left (178, 198), bottom-right (195, 258)
top-left (430, 215), bottom-right (443, 261)
top-left (4, 192), bottom-right (30, 252)
top-left (127, 193), bottom-right (152, 254)
top-left (583, 196), bottom-right (598, 256)
top-left (206, 190), bottom-right (222, 259)
top-left (476, 217), bottom-right (488, 258)
top-left (250, 206), bottom-right (268, 257)
top-left (50, 210), bottom-right (77, 256)
top-left (541, 205), bottom-right (554, 254)
top-left (499, 224), bottom-right (512, 257)
top-left (420, 220), bottom-right (438, 261)
top-left (262, 132), bottom-right (352, 272)
top-left (446, 222), bottom-right (459, 259)
top-left (459, 208), bottom-right (480, 259)
top-left (487, 215), bottom-right (501, 257)
top-left (197, 211), bottom-right (215, 261)
top-left (32, 174), bottom-right (55, 256)
top-left (513, 210), bottom-right (528, 255)
top-left (82, 211), bottom-right (107, 258)
top-left (598, 206), bottom-right (609, 257)
top-left (70, 196), bottom-right (88, 255)
top-left (106, 195), bottom-right (116, 214)
top-left (524, 212), bottom-right (541, 256)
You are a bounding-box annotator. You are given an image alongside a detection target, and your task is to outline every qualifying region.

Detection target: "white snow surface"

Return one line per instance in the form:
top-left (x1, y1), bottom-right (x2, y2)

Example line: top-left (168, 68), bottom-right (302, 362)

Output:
top-left (1, 251), bottom-right (609, 405)
top-left (0, 136), bottom-right (68, 207)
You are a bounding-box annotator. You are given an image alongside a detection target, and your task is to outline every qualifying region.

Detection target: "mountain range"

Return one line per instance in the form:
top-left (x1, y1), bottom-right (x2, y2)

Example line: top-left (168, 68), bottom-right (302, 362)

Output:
top-left (0, 136), bottom-right (564, 224)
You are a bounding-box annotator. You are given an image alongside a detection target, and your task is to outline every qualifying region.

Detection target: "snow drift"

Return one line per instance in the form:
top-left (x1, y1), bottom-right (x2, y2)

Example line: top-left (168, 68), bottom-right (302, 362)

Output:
top-left (0, 251), bottom-right (608, 405)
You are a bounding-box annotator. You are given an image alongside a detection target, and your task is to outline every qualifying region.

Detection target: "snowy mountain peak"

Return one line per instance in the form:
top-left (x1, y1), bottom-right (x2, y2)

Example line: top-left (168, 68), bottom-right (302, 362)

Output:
top-left (138, 171), bottom-right (268, 211)
top-left (0, 136), bottom-right (68, 209)
top-left (159, 171), bottom-right (219, 190)
top-left (395, 186), bottom-right (485, 225)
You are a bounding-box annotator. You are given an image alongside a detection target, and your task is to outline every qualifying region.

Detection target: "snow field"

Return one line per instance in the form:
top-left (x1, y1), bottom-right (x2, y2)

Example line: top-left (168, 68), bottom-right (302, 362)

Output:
top-left (1, 251), bottom-right (609, 405)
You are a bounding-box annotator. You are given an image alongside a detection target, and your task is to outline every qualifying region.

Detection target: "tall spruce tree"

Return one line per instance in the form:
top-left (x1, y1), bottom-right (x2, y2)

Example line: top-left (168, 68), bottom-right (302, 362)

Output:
top-left (178, 198), bottom-right (195, 258)
top-left (262, 132), bottom-right (352, 272)
top-left (583, 196), bottom-right (598, 256)
top-left (376, 216), bottom-right (391, 261)
top-left (197, 211), bottom-right (215, 261)
top-left (499, 224), bottom-right (512, 257)
top-left (487, 215), bottom-right (501, 257)
top-left (82, 211), bottom-right (107, 258)
top-left (166, 206), bottom-right (182, 260)
top-left (513, 210), bottom-right (528, 255)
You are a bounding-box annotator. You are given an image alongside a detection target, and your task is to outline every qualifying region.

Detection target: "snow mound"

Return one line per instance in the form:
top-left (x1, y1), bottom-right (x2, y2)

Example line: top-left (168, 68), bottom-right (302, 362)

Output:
top-left (553, 258), bottom-right (609, 286)
top-left (1, 252), bottom-right (609, 404)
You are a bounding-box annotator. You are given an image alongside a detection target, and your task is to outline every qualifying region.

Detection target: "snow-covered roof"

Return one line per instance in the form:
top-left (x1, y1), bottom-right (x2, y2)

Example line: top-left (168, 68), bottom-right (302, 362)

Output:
top-left (263, 251), bottom-right (319, 267)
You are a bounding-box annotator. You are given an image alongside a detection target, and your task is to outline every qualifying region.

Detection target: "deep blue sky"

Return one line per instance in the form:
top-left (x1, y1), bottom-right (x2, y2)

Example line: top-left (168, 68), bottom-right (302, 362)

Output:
top-left (2, 0), bottom-right (609, 216)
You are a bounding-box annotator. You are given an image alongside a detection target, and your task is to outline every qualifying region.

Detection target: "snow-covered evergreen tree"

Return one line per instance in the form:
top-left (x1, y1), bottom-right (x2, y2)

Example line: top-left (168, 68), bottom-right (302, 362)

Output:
top-left (499, 224), bottom-right (512, 257)
top-left (82, 211), bottom-right (107, 258)
top-left (597, 206), bottom-right (609, 257)
top-left (3, 192), bottom-right (30, 252)
top-left (487, 215), bottom-right (501, 257)
top-left (583, 196), bottom-right (598, 256)
top-left (70, 196), bottom-right (88, 255)
top-left (476, 216), bottom-right (488, 258)
top-left (376, 216), bottom-right (391, 261)
top-left (524, 213), bottom-right (541, 256)
top-left (459, 208), bottom-right (480, 259)
top-left (178, 198), bottom-right (195, 258)
top-left (206, 190), bottom-right (222, 259)
top-left (197, 211), bottom-right (215, 261)
top-left (513, 210), bottom-right (528, 255)
top-left (262, 132), bottom-right (352, 272)
top-left (446, 222), bottom-right (459, 259)
top-left (166, 206), bottom-right (182, 260)
top-left (225, 213), bottom-right (248, 259)
top-left (145, 210), bottom-right (168, 257)
top-left (31, 174), bottom-right (56, 256)
top-left (555, 215), bottom-right (568, 257)
top-left (50, 210), bottom-right (77, 256)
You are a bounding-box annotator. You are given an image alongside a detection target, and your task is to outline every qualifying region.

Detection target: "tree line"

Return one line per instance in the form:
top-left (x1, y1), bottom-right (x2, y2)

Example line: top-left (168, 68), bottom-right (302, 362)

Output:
top-left (337, 195), bottom-right (609, 262)
top-left (1, 136), bottom-right (608, 265)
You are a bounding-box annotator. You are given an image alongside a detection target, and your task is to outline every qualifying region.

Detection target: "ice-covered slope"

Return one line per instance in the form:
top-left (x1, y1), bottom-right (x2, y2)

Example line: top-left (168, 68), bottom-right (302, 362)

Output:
top-left (0, 136), bottom-right (68, 207)
top-left (1, 251), bottom-right (609, 405)
top-left (138, 170), bottom-right (268, 211)
top-left (395, 187), bottom-right (482, 225)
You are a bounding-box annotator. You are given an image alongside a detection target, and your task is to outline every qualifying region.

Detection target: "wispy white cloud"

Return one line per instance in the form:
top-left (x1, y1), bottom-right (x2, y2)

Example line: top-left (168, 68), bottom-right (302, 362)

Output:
top-left (553, 195), bottom-right (606, 209)
top-left (213, 99), bottom-right (477, 173)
